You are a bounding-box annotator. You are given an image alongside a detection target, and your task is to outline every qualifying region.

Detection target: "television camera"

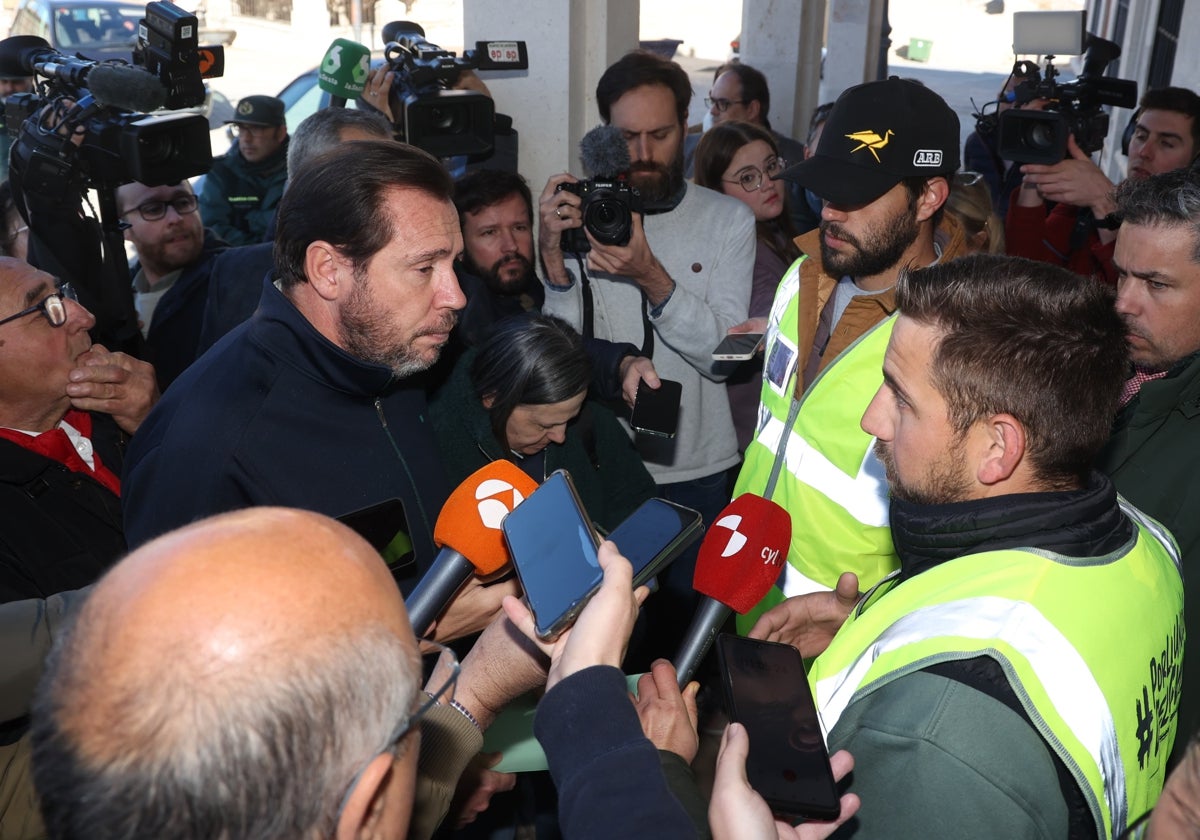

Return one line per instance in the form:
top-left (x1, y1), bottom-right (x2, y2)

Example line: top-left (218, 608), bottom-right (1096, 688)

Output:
top-left (381, 21), bottom-right (527, 158)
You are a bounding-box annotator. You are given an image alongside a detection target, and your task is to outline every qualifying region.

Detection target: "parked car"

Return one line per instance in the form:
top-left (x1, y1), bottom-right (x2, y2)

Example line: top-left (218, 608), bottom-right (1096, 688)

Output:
top-left (9, 0), bottom-right (145, 62)
top-left (8, 0), bottom-right (236, 65)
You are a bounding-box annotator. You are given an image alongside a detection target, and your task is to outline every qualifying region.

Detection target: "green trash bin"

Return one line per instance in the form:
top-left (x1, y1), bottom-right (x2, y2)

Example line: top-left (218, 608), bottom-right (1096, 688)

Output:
top-left (908, 37), bottom-right (933, 62)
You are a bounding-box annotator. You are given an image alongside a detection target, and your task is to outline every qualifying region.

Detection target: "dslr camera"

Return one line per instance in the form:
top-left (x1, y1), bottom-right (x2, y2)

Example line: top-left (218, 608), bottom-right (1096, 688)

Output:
top-left (996, 11), bottom-right (1137, 164)
top-left (382, 21), bottom-right (527, 158)
top-left (556, 177), bottom-right (643, 254)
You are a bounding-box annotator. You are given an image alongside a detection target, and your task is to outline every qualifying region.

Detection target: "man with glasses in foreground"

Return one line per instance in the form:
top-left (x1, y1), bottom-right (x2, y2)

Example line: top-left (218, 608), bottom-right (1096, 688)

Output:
top-left (200, 94), bottom-right (290, 246)
top-left (116, 178), bottom-right (227, 390)
top-left (0, 256), bottom-right (158, 837)
top-left (29, 507), bottom-right (479, 840)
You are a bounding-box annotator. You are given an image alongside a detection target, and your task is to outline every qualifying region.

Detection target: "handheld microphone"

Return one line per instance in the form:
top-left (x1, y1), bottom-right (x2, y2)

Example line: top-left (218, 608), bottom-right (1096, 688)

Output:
top-left (579, 124), bottom-right (631, 178)
top-left (318, 38), bottom-right (371, 107)
top-left (405, 461), bottom-right (538, 635)
top-left (672, 494), bottom-right (791, 686)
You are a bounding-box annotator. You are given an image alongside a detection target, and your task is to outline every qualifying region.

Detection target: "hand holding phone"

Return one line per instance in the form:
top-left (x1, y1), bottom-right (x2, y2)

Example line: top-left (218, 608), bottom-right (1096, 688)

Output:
top-left (502, 541), bottom-right (649, 691)
top-left (630, 378), bottom-right (682, 438)
top-left (715, 633), bottom-right (841, 823)
top-left (713, 332), bottom-right (765, 361)
top-left (502, 470), bottom-right (601, 640)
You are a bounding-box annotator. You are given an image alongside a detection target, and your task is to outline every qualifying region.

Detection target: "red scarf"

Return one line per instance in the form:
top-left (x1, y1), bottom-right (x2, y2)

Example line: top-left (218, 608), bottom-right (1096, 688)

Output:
top-left (0, 409), bottom-right (121, 495)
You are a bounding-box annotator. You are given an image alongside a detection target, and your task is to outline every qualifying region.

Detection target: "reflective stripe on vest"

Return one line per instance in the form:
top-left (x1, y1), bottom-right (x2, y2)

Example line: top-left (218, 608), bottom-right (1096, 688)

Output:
top-left (813, 594), bottom-right (1127, 832)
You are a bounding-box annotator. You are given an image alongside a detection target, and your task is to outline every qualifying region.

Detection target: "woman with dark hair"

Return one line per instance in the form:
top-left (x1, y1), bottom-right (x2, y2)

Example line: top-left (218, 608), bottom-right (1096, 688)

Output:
top-left (430, 312), bottom-right (655, 531)
top-left (693, 121), bottom-right (801, 451)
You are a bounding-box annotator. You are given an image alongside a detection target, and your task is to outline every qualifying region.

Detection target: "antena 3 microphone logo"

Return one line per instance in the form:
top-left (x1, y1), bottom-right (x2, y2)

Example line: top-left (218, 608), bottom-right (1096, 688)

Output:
top-left (475, 479), bottom-right (525, 530)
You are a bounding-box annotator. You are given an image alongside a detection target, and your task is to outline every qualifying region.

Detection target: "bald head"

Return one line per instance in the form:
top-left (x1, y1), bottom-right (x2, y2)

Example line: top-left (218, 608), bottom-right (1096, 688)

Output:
top-left (32, 508), bottom-right (422, 840)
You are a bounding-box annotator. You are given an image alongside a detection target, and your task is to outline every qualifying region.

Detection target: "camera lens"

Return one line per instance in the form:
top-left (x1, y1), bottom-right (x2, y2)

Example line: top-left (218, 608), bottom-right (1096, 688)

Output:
top-left (584, 193), bottom-right (633, 246)
top-left (1025, 121), bottom-right (1057, 151)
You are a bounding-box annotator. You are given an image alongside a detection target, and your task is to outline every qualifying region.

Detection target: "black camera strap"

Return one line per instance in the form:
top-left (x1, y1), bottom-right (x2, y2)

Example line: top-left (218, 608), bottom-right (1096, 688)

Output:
top-left (573, 254), bottom-right (654, 359)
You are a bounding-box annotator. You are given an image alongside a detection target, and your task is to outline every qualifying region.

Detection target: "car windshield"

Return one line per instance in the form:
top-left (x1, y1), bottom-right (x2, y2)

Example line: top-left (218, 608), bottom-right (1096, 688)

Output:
top-left (53, 3), bottom-right (143, 48)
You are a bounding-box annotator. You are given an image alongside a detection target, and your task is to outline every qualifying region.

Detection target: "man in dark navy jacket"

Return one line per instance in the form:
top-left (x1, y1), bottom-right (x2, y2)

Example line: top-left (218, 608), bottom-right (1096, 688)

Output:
top-left (121, 141), bottom-right (505, 638)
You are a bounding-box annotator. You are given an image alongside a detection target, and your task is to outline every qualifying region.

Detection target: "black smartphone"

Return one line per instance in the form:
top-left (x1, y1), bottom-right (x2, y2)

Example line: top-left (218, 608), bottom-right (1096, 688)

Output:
top-left (715, 633), bottom-right (841, 823)
top-left (630, 378), bottom-right (682, 438)
top-left (605, 498), bottom-right (704, 587)
top-left (712, 332), bottom-right (765, 361)
top-left (502, 469), bottom-right (602, 640)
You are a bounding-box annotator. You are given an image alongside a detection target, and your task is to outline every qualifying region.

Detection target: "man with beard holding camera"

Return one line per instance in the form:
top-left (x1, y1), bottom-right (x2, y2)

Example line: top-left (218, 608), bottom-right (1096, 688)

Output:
top-left (538, 50), bottom-right (756, 657)
top-left (1007, 86), bottom-right (1200, 285)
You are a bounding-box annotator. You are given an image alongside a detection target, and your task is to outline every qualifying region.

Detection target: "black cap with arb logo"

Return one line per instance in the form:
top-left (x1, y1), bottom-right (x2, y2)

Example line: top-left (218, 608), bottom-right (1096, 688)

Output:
top-left (777, 76), bottom-right (960, 206)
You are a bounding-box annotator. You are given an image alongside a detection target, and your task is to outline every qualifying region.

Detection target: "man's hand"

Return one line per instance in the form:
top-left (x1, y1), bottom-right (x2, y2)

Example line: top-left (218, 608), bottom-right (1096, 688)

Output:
top-left (66, 344), bottom-right (159, 434)
top-left (537, 173), bottom-right (582, 287)
top-left (1018, 134), bottom-right (1118, 219)
top-left (728, 317), bottom-right (768, 336)
top-left (585, 213), bottom-right (675, 306)
top-left (450, 611), bottom-right (549, 730)
top-left (361, 65), bottom-right (395, 121)
top-left (502, 541), bottom-right (649, 691)
top-left (426, 575), bottom-right (521, 644)
top-left (634, 659), bottom-right (700, 763)
top-left (619, 354), bottom-right (659, 409)
top-left (447, 753), bottom-right (516, 829)
top-left (747, 572), bottom-right (860, 658)
top-left (709, 722), bottom-right (860, 840)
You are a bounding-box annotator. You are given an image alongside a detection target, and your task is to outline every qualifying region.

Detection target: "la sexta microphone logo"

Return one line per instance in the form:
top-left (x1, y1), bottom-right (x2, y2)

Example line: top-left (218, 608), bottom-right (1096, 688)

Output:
top-left (475, 479), bottom-right (525, 530)
top-left (713, 513), bottom-right (748, 557)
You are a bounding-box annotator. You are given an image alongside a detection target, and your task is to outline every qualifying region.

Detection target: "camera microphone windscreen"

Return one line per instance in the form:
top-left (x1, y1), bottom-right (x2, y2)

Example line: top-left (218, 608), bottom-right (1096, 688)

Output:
top-left (318, 38), bottom-right (371, 101)
top-left (405, 460), bottom-right (538, 635)
top-left (381, 20), bottom-right (425, 45)
top-left (88, 64), bottom-right (167, 112)
top-left (673, 493), bottom-right (792, 686)
top-left (579, 124), bottom-right (631, 178)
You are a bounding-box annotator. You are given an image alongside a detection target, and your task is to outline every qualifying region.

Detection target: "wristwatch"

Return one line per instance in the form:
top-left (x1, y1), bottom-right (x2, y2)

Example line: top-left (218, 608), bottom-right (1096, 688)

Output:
top-left (1095, 212), bottom-right (1122, 230)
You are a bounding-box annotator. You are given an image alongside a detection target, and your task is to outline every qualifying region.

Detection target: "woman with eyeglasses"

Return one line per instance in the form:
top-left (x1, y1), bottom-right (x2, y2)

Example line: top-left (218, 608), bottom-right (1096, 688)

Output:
top-left (693, 121), bottom-right (801, 451)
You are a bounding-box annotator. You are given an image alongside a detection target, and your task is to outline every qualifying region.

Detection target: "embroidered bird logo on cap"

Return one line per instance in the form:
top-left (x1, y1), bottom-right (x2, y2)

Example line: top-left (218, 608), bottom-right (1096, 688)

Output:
top-left (845, 129), bottom-right (895, 162)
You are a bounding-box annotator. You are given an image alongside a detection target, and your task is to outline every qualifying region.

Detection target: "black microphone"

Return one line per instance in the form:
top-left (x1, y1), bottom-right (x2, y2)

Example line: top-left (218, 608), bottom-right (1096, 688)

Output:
top-left (579, 124), bottom-right (631, 178)
top-left (86, 64), bottom-right (167, 112)
top-left (405, 461), bottom-right (538, 635)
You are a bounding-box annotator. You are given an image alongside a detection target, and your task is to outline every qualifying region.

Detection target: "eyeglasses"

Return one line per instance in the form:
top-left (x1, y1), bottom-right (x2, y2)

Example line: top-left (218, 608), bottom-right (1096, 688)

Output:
top-left (954, 170), bottom-right (985, 187)
top-left (724, 157), bottom-right (787, 192)
top-left (705, 96), bottom-right (746, 113)
top-left (0, 280), bottom-right (76, 329)
top-left (229, 123), bottom-right (278, 138)
top-left (123, 194), bottom-right (198, 222)
top-left (335, 639), bottom-right (460, 818)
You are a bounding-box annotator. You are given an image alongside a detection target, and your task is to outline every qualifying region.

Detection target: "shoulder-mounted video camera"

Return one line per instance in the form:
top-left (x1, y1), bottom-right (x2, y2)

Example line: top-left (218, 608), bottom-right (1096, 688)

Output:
top-left (381, 21), bottom-right (527, 159)
top-left (1, 0), bottom-right (221, 200)
top-left (993, 11), bottom-right (1137, 164)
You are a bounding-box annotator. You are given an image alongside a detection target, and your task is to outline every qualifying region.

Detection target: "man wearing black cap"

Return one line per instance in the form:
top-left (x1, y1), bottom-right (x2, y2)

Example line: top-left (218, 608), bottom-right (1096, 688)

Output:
top-left (199, 94), bottom-right (289, 246)
top-left (732, 76), bottom-right (969, 619)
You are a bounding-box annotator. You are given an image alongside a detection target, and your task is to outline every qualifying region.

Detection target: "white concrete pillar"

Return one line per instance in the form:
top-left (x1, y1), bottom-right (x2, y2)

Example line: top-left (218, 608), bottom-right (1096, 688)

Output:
top-left (291, 0), bottom-right (332, 40)
top-left (740, 0), bottom-right (826, 144)
top-left (820, 0), bottom-right (885, 105)
top-left (462, 0), bottom-right (640, 200)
